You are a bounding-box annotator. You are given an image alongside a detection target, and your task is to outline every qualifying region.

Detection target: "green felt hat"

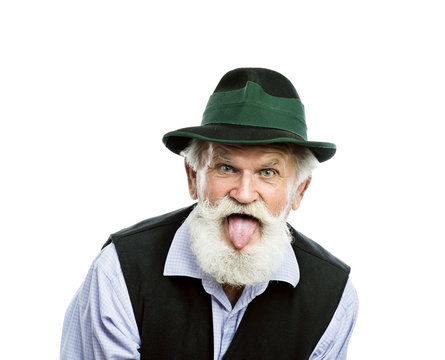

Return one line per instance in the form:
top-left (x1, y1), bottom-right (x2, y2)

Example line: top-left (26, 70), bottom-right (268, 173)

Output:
top-left (162, 68), bottom-right (336, 162)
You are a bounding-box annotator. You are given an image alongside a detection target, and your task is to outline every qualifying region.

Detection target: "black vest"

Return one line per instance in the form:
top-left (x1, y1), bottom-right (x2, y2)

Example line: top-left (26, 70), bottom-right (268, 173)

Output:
top-left (103, 206), bottom-right (350, 360)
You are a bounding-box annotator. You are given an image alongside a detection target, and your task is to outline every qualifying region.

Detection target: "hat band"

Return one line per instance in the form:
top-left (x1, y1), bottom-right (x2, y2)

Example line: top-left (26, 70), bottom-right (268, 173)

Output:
top-left (201, 81), bottom-right (308, 140)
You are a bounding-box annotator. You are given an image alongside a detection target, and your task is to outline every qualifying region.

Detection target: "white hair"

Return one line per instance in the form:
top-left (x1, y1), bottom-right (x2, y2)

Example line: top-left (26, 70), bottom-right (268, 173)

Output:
top-left (180, 139), bottom-right (213, 172)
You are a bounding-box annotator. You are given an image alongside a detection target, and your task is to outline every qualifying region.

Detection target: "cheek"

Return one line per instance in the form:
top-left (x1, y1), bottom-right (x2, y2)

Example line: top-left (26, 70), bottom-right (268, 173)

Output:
top-left (200, 175), bottom-right (230, 201)
top-left (259, 187), bottom-right (291, 215)
top-left (267, 197), bottom-right (289, 215)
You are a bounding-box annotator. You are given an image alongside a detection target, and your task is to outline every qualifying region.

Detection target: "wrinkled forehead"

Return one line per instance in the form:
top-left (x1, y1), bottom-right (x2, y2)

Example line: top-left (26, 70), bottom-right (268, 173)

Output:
top-left (209, 142), bottom-right (294, 165)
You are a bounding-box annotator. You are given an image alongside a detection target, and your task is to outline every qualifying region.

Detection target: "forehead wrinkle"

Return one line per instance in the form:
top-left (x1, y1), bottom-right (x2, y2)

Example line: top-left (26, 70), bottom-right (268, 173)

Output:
top-left (211, 151), bottom-right (233, 164)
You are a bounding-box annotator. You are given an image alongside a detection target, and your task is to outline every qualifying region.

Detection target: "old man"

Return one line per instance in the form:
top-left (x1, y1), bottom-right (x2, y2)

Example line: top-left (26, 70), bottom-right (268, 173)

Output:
top-left (61, 68), bottom-right (358, 359)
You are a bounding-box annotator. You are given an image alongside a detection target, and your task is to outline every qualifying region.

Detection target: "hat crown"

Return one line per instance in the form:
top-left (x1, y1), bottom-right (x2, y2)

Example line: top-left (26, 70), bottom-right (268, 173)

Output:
top-left (202, 80), bottom-right (307, 140)
top-left (213, 68), bottom-right (300, 99)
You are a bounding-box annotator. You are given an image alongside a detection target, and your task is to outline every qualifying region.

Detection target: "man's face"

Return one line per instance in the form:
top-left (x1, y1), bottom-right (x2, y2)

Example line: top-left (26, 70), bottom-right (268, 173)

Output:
top-left (186, 143), bottom-right (310, 252)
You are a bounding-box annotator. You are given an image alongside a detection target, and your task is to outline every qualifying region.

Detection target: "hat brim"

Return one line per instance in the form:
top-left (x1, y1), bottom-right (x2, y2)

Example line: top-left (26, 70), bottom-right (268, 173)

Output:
top-left (162, 124), bottom-right (336, 162)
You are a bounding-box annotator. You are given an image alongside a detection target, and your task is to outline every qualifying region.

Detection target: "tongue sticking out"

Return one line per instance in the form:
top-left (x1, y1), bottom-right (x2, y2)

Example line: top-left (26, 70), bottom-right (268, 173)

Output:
top-left (227, 214), bottom-right (259, 249)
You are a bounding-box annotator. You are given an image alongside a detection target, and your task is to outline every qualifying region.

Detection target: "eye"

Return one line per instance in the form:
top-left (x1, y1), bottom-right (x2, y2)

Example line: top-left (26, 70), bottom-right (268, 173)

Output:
top-left (259, 169), bottom-right (276, 178)
top-left (219, 164), bottom-right (234, 173)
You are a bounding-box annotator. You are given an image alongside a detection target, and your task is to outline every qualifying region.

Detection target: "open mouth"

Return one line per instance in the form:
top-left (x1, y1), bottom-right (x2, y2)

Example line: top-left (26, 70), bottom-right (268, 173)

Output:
top-left (227, 213), bottom-right (258, 221)
top-left (226, 213), bottom-right (259, 249)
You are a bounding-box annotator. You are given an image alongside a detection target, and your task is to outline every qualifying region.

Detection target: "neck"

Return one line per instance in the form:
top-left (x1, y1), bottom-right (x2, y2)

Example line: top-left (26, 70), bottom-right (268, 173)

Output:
top-left (222, 284), bottom-right (244, 307)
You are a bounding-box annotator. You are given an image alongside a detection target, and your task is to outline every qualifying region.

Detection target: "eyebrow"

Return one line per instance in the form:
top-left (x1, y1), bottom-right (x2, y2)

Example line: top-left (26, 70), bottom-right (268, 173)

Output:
top-left (261, 159), bottom-right (280, 167)
top-left (212, 152), bottom-right (232, 163)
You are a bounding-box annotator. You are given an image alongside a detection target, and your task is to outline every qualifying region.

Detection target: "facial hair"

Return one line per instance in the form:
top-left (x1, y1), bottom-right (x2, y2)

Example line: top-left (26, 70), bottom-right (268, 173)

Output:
top-left (187, 197), bottom-right (293, 286)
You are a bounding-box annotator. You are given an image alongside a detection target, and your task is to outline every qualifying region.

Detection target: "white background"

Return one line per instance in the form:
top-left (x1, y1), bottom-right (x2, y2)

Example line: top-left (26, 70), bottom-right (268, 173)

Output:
top-left (1, 1), bottom-right (444, 358)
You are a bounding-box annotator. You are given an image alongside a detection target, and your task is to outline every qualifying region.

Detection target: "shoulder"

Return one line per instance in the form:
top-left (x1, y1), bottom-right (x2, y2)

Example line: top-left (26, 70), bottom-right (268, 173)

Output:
top-left (69, 243), bottom-right (126, 313)
top-left (289, 226), bottom-right (350, 275)
top-left (102, 205), bottom-right (195, 248)
top-left (93, 242), bottom-right (123, 281)
top-left (101, 206), bottom-right (196, 278)
top-left (113, 206), bottom-right (194, 238)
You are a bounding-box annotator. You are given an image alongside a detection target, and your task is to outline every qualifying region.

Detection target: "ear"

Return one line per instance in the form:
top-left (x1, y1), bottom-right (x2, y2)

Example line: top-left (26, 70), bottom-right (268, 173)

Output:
top-left (184, 160), bottom-right (198, 200)
top-left (291, 176), bottom-right (312, 211)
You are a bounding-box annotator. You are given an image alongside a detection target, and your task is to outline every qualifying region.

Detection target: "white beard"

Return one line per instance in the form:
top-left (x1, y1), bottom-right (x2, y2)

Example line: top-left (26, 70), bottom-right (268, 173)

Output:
top-left (188, 197), bottom-right (293, 286)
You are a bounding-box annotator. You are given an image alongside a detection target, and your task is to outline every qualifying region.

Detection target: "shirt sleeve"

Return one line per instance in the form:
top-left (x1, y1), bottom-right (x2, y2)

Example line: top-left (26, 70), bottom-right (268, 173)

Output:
top-left (309, 279), bottom-right (359, 360)
top-left (60, 243), bottom-right (141, 360)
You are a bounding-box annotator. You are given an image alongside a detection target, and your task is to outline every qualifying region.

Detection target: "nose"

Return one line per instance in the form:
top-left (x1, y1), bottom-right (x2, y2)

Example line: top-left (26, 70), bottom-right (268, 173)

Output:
top-left (229, 172), bottom-right (259, 204)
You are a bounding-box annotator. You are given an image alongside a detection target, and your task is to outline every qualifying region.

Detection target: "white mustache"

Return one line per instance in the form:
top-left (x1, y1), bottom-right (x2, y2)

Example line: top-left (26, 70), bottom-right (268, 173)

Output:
top-left (198, 196), bottom-right (284, 227)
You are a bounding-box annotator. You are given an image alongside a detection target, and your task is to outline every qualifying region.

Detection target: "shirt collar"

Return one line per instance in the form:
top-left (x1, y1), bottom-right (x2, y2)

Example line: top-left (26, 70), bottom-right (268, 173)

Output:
top-left (164, 215), bottom-right (300, 287)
